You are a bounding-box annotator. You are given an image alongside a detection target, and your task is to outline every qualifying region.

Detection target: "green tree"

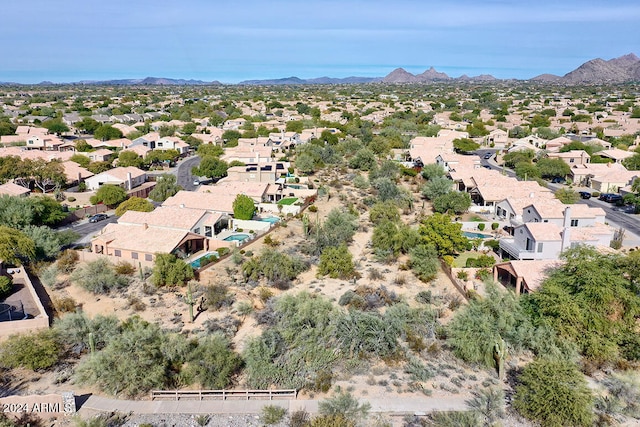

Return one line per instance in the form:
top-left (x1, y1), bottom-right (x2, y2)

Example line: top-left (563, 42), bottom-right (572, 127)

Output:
top-left (148, 173), bottom-right (181, 202)
top-left (197, 144), bottom-right (224, 158)
top-left (348, 148), bottom-right (376, 171)
top-left (90, 184), bottom-right (128, 207)
top-left (21, 225), bottom-right (68, 260)
top-left (318, 244), bottom-right (355, 279)
top-left (94, 124), bottom-right (123, 141)
top-left (232, 194), bottom-right (255, 220)
top-left (286, 120), bottom-right (304, 133)
top-left (432, 191), bottom-right (471, 214)
top-left (192, 156), bottom-right (228, 179)
top-left (43, 119), bottom-right (69, 135)
top-left (513, 358), bottom-right (593, 427)
top-left (222, 130), bottom-right (242, 146)
top-left (453, 138), bottom-right (481, 153)
top-left (554, 188), bottom-right (579, 204)
top-left (70, 153), bottom-right (91, 168)
top-left (421, 176), bottom-right (453, 200)
top-left (537, 158), bottom-right (570, 179)
top-left (117, 150), bottom-right (143, 168)
top-left (503, 150), bottom-right (535, 169)
top-left (515, 162), bottom-right (540, 180)
top-left (151, 253), bottom-right (194, 286)
top-left (242, 248), bottom-right (308, 288)
top-left (313, 209), bottom-right (358, 255)
top-left (418, 213), bottom-right (468, 255)
top-left (421, 164), bottom-right (446, 180)
top-left (76, 117), bottom-right (100, 134)
top-left (0, 226), bottom-right (35, 265)
top-left (368, 201), bottom-right (400, 225)
top-left (115, 197), bottom-right (154, 216)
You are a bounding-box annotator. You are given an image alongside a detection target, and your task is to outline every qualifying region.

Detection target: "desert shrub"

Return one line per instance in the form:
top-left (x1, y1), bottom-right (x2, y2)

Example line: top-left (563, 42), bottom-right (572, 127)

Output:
top-left (369, 200), bottom-right (401, 225)
top-left (425, 411), bottom-right (479, 426)
top-left (334, 309), bottom-right (401, 359)
top-left (447, 283), bottom-right (573, 368)
top-left (353, 285), bottom-right (399, 309)
top-left (183, 333), bottom-right (243, 389)
top-left (75, 317), bottom-right (189, 397)
top-left (243, 293), bottom-right (339, 389)
top-left (242, 248), bottom-right (308, 288)
top-left (484, 239), bottom-right (500, 251)
top-left (54, 312), bottom-right (120, 352)
top-left (308, 205), bottom-right (318, 213)
top-left (513, 358), bottom-right (594, 427)
top-left (289, 410), bottom-right (310, 427)
top-left (409, 244), bottom-right (439, 282)
top-left (0, 276), bottom-right (12, 299)
top-left (202, 316), bottom-right (241, 339)
top-left (311, 208), bottom-right (358, 255)
top-left (39, 263), bottom-right (61, 288)
top-left (256, 286), bottom-right (274, 302)
top-left (0, 329), bottom-right (62, 371)
top-left (491, 222), bottom-right (499, 230)
top-left (415, 290), bottom-right (432, 304)
top-left (260, 405), bottom-right (287, 425)
top-left (475, 268), bottom-right (491, 281)
top-left (114, 261), bottom-right (136, 276)
top-left (466, 387), bottom-right (505, 426)
top-left (598, 372), bottom-right (640, 419)
top-left (57, 249), bottom-right (79, 273)
top-left (465, 254), bottom-right (495, 268)
top-left (318, 244), bottom-right (355, 279)
top-left (367, 267), bottom-right (384, 281)
top-left (205, 283), bottom-right (234, 310)
top-left (52, 295), bottom-right (77, 313)
top-left (477, 223), bottom-right (485, 231)
top-left (456, 270), bottom-right (469, 281)
top-left (318, 391), bottom-right (370, 424)
top-left (308, 415), bottom-right (355, 427)
top-left (263, 234), bottom-right (280, 247)
top-left (70, 258), bottom-right (129, 294)
top-left (151, 253), bottom-right (193, 287)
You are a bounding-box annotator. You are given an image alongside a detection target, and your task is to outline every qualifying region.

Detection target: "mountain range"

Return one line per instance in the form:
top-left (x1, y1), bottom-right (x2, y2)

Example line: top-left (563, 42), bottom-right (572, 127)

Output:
top-left (1, 54), bottom-right (639, 86)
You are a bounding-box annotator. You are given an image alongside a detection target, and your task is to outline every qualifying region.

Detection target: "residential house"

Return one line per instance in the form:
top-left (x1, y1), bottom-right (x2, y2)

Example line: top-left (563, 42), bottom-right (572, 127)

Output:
top-left (163, 190), bottom-right (236, 215)
top-left (84, 166), bottom-right (146, 191)
top-left (198, 181), bottom-right (269, 204)
top-left (546, 150), bottom-right (590, 166)
top-left (91, 222), bottom-right (207, 265)
top-left (87, 149), bottom-right (114, 163)
top-left (484, 129), bottom-right (508, 147)
top-left (25, 134), bottom-right (65, 151)
top-left (499, 207), bottom-right (614, 260)
top-left (224, 162), bottom-right (288, 183)
top-left (0, 182), bottom-right (30, 197)
top-left (507, 135), bottom-right (548, 153)
top-left (118, 205), bottom-right (228, 238)
top-left (155, 136), bottom-right (190, 155)
top-left (597, 148), bottom-right (634, 164)
top-left (493, 260), bottom-right (562, 295)
top-left (569, 162), bottom-right (638, 191)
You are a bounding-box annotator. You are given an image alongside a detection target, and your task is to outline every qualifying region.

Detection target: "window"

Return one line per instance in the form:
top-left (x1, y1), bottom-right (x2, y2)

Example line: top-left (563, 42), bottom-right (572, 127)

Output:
top-left (194, 228), bottom-right (200, 234)
top-left (114, 250), bottom-right (121, 257)
top-left (145, 254), bottom-right (153, 262)
top-left (131, 252), bottom-right (138, 260)
top-left (569, 158), bottom-right (575, 163)
top-left (537, 243), bottom-right (543, 253)
top-left (571, 219), bottom-right (578, 227)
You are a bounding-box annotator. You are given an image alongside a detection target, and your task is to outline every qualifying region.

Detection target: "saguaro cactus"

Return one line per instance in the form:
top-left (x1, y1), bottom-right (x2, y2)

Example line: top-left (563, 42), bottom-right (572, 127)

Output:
top-left (493, 338), bottom-right (507, 381)
top-left (185, 282), bottom-right (196, 323)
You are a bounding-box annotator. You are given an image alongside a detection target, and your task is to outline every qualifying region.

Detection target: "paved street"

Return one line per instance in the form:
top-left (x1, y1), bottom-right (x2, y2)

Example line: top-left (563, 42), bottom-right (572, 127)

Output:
top-left (173, 155), bottom-right (201, 191)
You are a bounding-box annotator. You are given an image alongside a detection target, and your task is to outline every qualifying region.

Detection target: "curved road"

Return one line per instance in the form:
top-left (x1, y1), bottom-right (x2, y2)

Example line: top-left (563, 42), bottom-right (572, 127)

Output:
top-left (173, 155), bottom-right (201, 191)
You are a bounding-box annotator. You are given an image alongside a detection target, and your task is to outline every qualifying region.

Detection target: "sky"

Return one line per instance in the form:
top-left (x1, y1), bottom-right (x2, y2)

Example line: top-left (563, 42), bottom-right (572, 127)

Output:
top-left (1, 0), bottom-right (639, 83)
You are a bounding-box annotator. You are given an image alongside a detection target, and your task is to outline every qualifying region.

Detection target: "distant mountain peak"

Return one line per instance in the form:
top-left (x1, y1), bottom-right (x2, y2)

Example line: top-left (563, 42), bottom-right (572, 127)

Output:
top-left (562, 53), bottom-right (640, 83)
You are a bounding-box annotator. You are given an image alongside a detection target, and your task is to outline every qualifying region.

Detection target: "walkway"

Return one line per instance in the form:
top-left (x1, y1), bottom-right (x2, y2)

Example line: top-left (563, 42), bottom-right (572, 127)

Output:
top-left (78, 395), bottom-right (469, 417)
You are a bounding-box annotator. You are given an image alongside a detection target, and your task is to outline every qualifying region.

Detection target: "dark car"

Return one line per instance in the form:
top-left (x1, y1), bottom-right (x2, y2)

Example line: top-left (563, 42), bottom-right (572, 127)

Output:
top-left (599, 193), bottom-right (623, 203)
top-left (578, 191), bottom-right (591, 199)
top-left (551, 177), bottom-right (566, 184)
top-left (89, 213), bottom-right (108, 223)
top-left (483, 152), bottom-right (493, 159)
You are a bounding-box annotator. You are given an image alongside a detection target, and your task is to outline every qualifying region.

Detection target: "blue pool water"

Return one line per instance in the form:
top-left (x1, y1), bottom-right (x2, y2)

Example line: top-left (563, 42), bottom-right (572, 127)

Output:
top-left (189, 252), bottom-right (218, 269)
top-left (260, 216), bottom-right (280, 224)
top-left (224, 233), bottom-right (250, 242)
top-left (463, 231), bottom-right (491, 239)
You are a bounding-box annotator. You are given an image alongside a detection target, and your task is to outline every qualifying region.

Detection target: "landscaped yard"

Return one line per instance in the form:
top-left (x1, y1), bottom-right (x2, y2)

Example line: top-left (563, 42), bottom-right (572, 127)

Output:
top-left (277, 197), bottom-right (298, 205)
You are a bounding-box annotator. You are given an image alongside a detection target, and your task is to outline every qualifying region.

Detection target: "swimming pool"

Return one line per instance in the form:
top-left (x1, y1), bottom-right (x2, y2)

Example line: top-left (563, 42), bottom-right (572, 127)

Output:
top-left (189, 251), bottom-right (218, 269)
top-left (224, 233), bottom-right (250, 242)
top-left (260, 216), bottom-right (281, 224)
top-left (463, 231), bottom-right (492, 239)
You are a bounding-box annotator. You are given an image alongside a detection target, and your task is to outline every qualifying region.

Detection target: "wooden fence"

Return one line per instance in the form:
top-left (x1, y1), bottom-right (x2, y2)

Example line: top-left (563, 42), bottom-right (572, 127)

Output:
top-left (150, 389), bottom-right (297, 401)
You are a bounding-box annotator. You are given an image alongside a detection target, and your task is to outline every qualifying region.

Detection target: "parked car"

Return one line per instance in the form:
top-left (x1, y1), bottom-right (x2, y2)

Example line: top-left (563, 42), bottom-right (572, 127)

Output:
top-left (89, 213), bottom-right (108, 223)
top-left (483, 152), bottom-right (493, 159)
top-left (578, 191), bottom-right (591, 199)
top-left (599, 193), bottom-right (623, 203)
top-left (193, 178), bottom-right (200, 186)
top-left (551, 177), bottom-right (566, 184)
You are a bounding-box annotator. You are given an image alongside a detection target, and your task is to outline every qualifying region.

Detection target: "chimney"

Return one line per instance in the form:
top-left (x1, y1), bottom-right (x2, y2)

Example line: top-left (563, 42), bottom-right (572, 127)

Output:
top-left (179, 204), bottom-right (185, 208)
top-left (143, 223), bottom-right (148, 230)
top-left (529, 192), bottom-right (535, 198)
top-left (126, 172), bottom-right (133, 191)
top-left (561, 207), bottom-right (572, 251)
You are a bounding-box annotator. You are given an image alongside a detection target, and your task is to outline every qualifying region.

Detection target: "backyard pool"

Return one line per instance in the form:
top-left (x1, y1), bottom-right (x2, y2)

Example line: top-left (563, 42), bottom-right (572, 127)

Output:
top-left (463, 231), bottom-right (492, 239)
top-left (189, 251), bottom-right (218, 269)
top-left (224, 233), bottom-right (250, 242)
top-left (260, 216), bottom-right (281, 224)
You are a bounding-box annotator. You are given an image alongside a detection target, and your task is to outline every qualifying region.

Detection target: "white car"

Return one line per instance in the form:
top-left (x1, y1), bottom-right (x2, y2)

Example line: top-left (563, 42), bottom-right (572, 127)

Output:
top-left (193, 178), bottom-right (200, 186)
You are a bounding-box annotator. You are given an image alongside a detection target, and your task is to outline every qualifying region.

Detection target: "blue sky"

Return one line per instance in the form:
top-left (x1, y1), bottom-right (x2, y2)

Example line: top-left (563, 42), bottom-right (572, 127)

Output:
top-left (1, 0), bottom-right (639, 83)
